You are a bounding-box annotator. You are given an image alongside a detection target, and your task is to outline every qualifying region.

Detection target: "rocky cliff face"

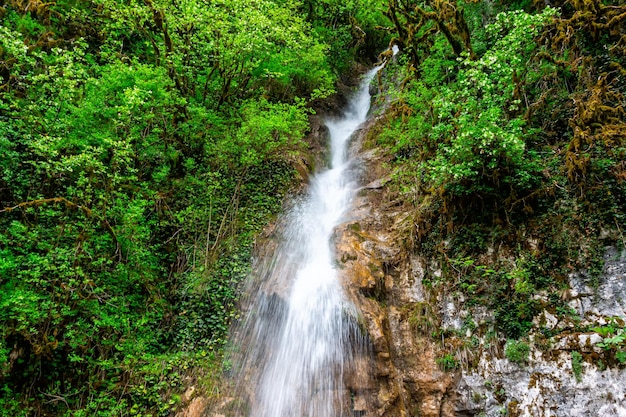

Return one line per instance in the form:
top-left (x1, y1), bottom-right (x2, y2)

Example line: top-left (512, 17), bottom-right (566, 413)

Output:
top-left (447, 247), bottom-right (626, 417)
top-left (334, 116), bottom-right (626, 417)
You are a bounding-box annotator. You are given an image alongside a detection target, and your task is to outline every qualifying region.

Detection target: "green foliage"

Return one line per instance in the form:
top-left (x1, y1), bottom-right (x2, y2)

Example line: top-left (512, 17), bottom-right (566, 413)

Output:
top-left (379, 0), bottom-right (625, 349)
top-left (218, 98), bottom-right (309, 168)
top-left (399, 8), bottom-right (555, 197)
top-left (594, 319), bottom-right (626, 364)
top-left (571, 351), bottom-right (583, 382)
top-left (448, 255), bottom-right (540, 338)
top-left (436, 353), bottom-right (459, 371)
top-left (504, 339), bottom-right (530, 364)
top-left (0, 0), bottom-right (376, 414)
top-left (302, 0), bottom-right (388, 69)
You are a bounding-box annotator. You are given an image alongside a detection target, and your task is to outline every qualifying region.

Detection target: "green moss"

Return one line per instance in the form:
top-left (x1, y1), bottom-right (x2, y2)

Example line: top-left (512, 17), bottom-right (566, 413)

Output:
top-left (571, 351), bottom-right (583, 382)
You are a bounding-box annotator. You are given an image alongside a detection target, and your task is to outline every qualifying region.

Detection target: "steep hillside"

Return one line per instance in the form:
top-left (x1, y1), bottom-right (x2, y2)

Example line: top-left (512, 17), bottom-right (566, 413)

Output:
top-left (0, 0), bottom-right (385, 415)
top-left (333, 1), bottom-right (626, 415)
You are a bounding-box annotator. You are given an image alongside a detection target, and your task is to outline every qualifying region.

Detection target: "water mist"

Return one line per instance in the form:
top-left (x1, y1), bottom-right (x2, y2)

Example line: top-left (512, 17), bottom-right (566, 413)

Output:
top-left (227, 66), bottom-right (381, 417)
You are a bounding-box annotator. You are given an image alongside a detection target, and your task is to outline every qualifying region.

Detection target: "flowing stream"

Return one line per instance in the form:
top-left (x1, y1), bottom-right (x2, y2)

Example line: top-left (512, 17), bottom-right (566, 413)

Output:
top-left (229, 66), bottom-right (381, 417)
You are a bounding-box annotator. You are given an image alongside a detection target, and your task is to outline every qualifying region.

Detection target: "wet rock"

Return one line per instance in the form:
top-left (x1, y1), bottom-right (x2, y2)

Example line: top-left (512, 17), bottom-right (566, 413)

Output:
top-left (336, 126), bottom-right (456, 417)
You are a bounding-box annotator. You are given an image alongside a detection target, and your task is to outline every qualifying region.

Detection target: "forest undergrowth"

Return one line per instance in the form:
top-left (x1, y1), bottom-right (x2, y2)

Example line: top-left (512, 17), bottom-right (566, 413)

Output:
top-left (0, 0), bottom-right (385, 415)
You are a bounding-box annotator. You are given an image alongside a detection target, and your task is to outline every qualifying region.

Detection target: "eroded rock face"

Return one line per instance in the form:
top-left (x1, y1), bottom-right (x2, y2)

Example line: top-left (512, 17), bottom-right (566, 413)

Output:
top-left (334, 120), bottom-right (456, 417)
top-left (452, 249), bottom-right (626, 417)
top-left (335, 114), bottom-right (626, 417)
top-left (568, 247), bottom-right (626, 320)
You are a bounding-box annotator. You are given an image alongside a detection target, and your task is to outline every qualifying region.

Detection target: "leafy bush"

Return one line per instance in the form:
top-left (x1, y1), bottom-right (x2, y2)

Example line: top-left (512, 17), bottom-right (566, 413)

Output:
top-left (505, 339), bottom-right (530, 364)
top-left (418, 8), bottom-right (556, 197)
top-left (436, 353), bottom-right (459, 371)
top-left (0, 0), bottom-right (365, 414)
top-left (595, 320), bottom-right (626, 364)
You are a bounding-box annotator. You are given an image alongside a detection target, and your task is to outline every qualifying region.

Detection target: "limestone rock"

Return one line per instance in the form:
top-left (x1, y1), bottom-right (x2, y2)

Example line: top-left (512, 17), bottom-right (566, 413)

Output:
top-left (335, 127), bottom-right (456, 416)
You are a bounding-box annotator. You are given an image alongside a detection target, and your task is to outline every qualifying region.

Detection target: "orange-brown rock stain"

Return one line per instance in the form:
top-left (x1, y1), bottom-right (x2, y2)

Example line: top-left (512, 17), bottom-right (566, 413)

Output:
top-left (335, 122), bottom-right (457, 416)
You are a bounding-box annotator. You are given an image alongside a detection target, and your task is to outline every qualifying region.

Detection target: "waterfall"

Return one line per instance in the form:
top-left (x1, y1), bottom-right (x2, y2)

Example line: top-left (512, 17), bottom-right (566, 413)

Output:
top-left (227, 66), bottom-right (381, 417)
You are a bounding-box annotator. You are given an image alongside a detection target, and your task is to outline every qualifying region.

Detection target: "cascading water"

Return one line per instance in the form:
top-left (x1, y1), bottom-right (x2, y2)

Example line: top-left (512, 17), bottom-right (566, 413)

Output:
top-left (227, 66), bottom-right (381, 417)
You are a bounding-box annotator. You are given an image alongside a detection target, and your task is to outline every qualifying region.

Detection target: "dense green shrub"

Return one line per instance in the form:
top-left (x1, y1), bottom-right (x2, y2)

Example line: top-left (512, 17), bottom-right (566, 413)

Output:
top-left (0, 0), bottom-right (377, 414)
top-left (505, 340), bottom-right (530, 364)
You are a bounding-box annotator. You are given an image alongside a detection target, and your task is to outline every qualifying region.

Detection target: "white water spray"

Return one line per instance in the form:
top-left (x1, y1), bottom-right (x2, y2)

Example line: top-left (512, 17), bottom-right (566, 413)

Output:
top-left (229, 66), bottom-right (381, 417)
